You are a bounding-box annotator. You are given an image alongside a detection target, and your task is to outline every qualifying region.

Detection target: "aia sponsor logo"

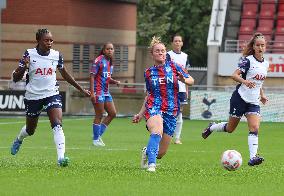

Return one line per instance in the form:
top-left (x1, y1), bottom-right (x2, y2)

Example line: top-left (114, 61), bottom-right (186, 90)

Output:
top-left (35, 68), bottom-right (53, 75)
top-left (253, 74), bottom-right (266, 80)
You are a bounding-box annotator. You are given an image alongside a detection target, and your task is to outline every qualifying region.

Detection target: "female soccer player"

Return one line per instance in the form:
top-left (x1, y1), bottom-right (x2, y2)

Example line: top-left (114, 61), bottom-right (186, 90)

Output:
top-left (202, 32), bottom-right (269, 166)
top-left (11, 28), bottom-right (90, 166)
top-left (167, 34), bottom-right (190, 144)
top-left (90, 42), bottom-right (120, 146)
top-left (132, 36), bottom-right (194, 172)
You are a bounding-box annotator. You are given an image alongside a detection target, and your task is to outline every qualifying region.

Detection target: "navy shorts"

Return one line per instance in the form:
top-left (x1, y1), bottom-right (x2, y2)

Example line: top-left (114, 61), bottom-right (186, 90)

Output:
top-left (229, 90), bottom-right (260, 118)
top-left (179, 92), bottom-right (188, 105)
top-left (146, 112), bottom-right (177, 137)
top-left (24, 94), bottom-right (62, 118)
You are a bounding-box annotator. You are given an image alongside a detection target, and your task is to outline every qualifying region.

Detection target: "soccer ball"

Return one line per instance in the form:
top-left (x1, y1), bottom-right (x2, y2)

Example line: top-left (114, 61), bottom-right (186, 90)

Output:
top-left (221, 150), bottom-right (242, 171)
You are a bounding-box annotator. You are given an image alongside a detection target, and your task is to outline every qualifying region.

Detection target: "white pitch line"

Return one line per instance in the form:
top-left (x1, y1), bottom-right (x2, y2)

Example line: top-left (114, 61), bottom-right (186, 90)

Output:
top-left (0, 146), bottom-right (129, 151)
top-left (0, 117), bottom-right (93, 125)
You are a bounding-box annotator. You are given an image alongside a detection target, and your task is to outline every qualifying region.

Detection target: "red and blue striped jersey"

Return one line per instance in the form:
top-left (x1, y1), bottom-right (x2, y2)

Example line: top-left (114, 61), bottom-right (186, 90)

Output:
top-left (144, 60), bottom-right (189, 119)
top-left (90, 55), bottom-right (113, 96)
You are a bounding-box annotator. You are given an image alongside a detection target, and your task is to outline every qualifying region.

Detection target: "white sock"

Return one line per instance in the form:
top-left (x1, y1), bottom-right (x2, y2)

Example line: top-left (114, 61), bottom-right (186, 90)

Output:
top-left (17, 125), bottom-right (29, 141)
top-left (248, 132), bottom-right (258, 159)
top-left (53, 125), bottom-right (65, 160)
top-left (210, 122), bottom-right (227, 132)
top-left (175, 113), bottom-right (183, 140)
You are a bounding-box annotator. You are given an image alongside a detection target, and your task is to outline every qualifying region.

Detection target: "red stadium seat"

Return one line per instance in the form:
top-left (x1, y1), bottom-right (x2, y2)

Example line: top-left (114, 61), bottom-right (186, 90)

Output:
top-left (239, 26), bottom-right (254, 34)
top-left (238, 34), bottom-right (252, 41)
top-left (243, 0), bottom-right (259, 3)
top-left (257, 26), bottom-right (272, 33)
top-left (276, 20), bottom-right (284, 27)
top-left (241, 19), bottom-right (257, 28)
top-left (278, 4), bottom-right (284, 19)
top-left (278, 11), bottom-right (284, 19)
top-left (276, 26), bottom-right (284, 34)
top-left (242, 3), bottom-right (258, 18)
top-left (279, 4), bottom-right (284, 11)
top-left (274, 35), bottom-right (284, 41)
top-left (258, 19), bottom-right (274, 29)
top-left (261, 0), bottom-right (276, 4)
top-left (259, 3), bottom-right (275, 19)
top-left (272, 42), bottom-right (284, 53)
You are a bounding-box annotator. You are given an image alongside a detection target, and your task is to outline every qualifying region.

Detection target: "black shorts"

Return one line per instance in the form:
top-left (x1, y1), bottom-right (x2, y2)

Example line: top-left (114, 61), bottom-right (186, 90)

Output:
top-left (24, 94), bottom-right (62, 118)
top-left (229, 90), bottom-right (260, 118)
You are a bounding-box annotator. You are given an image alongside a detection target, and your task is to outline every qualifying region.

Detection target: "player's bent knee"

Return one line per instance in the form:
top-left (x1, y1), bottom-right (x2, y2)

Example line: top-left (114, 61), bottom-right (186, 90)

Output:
top-left (26, 128), bottom-right (35, 136)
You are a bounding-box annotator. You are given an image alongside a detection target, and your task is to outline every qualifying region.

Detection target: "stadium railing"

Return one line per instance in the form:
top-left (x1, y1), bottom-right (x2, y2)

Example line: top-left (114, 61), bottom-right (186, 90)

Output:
top-left (224, 39), bottom-right (284, 53)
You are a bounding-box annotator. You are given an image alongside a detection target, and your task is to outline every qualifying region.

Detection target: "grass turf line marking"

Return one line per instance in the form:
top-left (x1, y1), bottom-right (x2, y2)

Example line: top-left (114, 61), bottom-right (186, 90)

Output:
top-left (0, 146), bottom-right (129, 151)
top-left (0, 118), bottom-right (92, 125)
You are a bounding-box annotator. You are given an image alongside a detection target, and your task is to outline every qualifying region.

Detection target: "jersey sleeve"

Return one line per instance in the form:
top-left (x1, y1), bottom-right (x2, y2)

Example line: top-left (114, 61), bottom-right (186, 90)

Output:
top-left (144, 69), bottom-right (151, 93)
top-left (19, 50), bottom-right (30, 68)
top-left (166, 53), bottom-right (171, 62)
top-left (174, 62), bottom-right (189, 78)
top-left (57, 53), bottom-right (64, 69)
top-left (237, 57), bottom-right (250, 73)
top-left (90, 58), bottom-right (101, 75)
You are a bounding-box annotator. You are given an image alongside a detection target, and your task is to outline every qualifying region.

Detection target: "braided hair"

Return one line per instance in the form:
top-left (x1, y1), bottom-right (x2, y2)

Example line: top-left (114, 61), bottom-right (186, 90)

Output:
top-left (36, 28), bottom-right (50, 42)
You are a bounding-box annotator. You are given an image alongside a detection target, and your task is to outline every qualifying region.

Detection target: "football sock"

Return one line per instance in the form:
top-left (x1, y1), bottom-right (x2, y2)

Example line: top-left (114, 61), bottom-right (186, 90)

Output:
top-left (210, 122), bottom-right (227, 132)
top-left (146, 134), bottom-right (162, 165)
top-left (174, 113), bottom-right (182, 140)
top-left (52, 125), bottom-right (65, 160)
top-left (100, 123), bottom-right (107, 136)
top-left (93, 124), bottom-right (101, 140)
top-left (17, 125), bottom-right (29, 141)
top-left (248, 131), bottom-right (258, 159)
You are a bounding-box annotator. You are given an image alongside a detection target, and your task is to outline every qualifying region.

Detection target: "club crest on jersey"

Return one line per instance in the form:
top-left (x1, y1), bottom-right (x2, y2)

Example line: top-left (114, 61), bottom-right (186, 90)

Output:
top-left (35, 67), bottom-right (53, 75)
top-left (253, 74), bottom-right (266, 80)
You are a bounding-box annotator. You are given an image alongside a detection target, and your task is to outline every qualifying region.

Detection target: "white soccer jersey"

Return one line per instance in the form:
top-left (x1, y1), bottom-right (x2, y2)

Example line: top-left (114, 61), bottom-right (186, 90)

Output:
top-left (18, 48), bottom-right (64, 100)
top-left (237, 55), bottom-right (269, 105)
top-left (167, 50), bottom-right (189, 92)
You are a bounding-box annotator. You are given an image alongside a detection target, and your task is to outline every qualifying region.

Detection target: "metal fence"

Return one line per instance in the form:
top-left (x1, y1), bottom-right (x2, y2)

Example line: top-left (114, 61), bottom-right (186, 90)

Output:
top-left (224, 39), bottom-right (284, 53)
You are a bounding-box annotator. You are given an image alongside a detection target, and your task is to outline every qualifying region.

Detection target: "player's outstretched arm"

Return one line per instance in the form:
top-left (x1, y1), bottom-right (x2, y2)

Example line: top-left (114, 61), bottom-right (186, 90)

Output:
top-left (109, 78), bottom-right (120, 86)
top-left (178, 72), bottom-right (194, 86)
top-left (59, 67), bottom-right (90, 96)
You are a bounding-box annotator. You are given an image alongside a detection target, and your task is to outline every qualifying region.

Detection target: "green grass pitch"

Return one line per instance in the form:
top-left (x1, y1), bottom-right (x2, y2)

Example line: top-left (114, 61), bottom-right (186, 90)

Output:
top-left (0, 117), bottom-right (283, 195)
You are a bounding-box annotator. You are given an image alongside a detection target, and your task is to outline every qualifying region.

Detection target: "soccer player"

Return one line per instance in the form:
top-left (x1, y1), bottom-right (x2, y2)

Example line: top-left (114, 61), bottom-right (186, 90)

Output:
top-left (90, 42), bottom-right (120, 146)
top-left (167, 34), bottom-right (190, 144)
top-left (10, 28), bottom-right (90, 166)
top-left (202, 32), bottom-right (269, 166)
top-left (132, 36), bottom-right (194, 172)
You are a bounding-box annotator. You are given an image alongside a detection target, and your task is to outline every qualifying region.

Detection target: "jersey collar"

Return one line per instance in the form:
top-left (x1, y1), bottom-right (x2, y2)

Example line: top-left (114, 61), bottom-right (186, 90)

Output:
top-left (36, 47), bottom-right (50, 56)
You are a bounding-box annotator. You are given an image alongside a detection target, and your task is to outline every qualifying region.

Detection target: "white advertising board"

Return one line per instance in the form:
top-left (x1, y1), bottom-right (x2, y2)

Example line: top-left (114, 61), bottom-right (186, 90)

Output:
top-left (190, 90), bottom-right (284, 122)
top-left (218, 53), bottom-right (284, 77)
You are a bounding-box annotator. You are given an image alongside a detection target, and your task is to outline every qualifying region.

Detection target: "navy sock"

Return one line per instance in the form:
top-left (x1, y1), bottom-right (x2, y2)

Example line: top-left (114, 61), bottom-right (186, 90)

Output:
top-left (93, 124), bottom-right (101, 140)
top-left (146, 134), bottom-right (162, 165)
top-left (249, 131), bottom-right (258, 136)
